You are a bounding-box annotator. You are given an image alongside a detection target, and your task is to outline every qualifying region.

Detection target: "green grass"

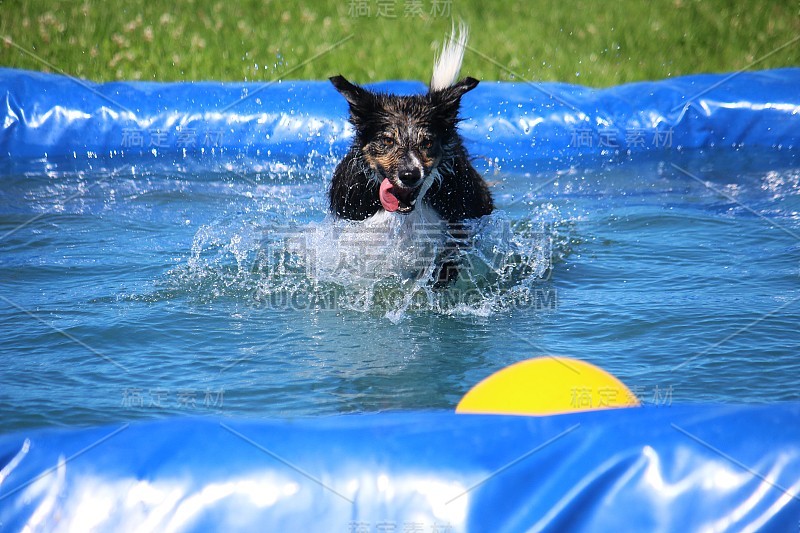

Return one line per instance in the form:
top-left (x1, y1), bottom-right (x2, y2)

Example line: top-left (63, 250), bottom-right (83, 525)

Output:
top-left (0, 0), bottom-right (798, 87)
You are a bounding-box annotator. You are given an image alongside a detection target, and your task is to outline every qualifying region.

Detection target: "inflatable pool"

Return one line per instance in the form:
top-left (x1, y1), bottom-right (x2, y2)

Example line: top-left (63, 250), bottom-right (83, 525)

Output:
top-left (1, 67), bottom-right (800, 530)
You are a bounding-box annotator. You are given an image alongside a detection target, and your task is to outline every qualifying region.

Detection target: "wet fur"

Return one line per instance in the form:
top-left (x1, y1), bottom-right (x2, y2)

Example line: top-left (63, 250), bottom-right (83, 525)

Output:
top-left (328, 77), bottom-right (493, 222)
top-left (328, 29), bottom-right (493, 284)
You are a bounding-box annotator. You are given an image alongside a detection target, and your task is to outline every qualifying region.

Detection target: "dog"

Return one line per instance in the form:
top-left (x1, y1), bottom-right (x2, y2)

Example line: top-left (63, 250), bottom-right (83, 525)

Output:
top-left (328, 24), bottom-right (493, 284)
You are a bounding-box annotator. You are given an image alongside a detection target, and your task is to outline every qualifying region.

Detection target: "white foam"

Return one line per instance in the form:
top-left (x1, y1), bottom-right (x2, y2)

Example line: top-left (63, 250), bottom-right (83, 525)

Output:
top-left (170, 205), bottom-right (557, 321)
top-left (307, 205), bottom-right (447, 287)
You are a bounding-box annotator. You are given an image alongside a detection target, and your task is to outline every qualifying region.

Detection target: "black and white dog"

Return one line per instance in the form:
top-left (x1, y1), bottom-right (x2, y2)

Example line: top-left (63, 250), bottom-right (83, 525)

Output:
top-left (328, 25), bottom-right (493, 284)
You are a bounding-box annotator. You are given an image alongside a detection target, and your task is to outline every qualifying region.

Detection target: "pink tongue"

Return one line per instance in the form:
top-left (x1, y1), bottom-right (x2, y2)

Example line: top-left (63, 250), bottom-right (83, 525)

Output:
top-left (379, 178), bottom-right (400, 212)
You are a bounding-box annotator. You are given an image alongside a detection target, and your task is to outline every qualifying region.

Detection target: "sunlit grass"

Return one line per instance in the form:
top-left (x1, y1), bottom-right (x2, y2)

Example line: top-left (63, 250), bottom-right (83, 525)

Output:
top-left (0, 0), bottom-right (798, 86)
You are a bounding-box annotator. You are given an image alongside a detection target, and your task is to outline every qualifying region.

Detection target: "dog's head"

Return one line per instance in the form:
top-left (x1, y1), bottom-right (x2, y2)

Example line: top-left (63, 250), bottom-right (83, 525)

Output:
top-left (330, 75), bottom-right (478, 213)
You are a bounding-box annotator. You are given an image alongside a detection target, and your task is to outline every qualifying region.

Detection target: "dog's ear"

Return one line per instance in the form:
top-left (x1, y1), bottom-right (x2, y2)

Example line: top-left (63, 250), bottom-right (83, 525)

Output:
top-left (431, 77), bottom-right (479, 126)
top-left (432, 77), bottom-right (478, 112)
top-left (330, 75), bottom-right (376, 123)
top-left (447, 76), bottom-right (479, 99)
top-left (432, 76), bottom-right (478, 98)
top-left (330, 75), bottom-right (366, 105)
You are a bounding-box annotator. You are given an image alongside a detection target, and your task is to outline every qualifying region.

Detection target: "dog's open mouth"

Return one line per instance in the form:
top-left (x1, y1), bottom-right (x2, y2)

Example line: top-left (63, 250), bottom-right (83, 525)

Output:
top-left (379, 178), bottom-right (421, 214)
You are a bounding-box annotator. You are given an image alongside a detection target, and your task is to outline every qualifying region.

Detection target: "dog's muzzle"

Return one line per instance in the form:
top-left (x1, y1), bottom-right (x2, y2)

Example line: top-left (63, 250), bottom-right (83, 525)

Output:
top-left (379, 156), bottom-right (428, 213)
top-left (379, 177), bottom-right (423, 213)
top-left (398, 166), bottom-right (422, 187)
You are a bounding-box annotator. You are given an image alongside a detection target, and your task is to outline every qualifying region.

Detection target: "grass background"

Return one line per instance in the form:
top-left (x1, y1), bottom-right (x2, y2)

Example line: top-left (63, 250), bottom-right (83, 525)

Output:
top-left (0, 0), bottom-right (798, 87)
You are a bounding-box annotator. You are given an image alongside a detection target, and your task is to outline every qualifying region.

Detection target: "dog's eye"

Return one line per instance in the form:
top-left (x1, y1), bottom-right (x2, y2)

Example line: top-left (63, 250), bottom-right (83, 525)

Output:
top-left (380, 135), bottom-right (395, 148)
top-left (421, 138), bottom-right (433, 150)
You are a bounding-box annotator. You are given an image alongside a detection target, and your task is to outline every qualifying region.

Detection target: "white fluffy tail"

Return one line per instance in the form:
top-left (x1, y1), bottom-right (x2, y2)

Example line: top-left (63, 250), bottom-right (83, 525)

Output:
top-left (430, 22), bottom-right (468, 91)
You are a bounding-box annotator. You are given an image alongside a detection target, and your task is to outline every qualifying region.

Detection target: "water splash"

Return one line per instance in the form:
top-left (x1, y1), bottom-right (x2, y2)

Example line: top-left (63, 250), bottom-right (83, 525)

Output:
top-left (169, 205), bottom-right (559, 322)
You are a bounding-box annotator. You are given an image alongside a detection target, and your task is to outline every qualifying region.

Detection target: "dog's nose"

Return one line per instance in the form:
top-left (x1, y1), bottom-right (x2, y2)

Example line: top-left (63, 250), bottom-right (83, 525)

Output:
top-left (399, 167), bottom-right (421, 186)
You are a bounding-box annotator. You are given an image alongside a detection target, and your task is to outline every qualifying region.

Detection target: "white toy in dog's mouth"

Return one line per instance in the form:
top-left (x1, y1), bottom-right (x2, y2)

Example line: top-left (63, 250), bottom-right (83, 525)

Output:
top-left (379, 178), bottom-right (419, 214)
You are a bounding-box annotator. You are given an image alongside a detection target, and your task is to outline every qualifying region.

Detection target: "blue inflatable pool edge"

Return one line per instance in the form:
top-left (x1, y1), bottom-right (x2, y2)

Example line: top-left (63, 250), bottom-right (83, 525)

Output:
top-left (2, 67), bottom-right (800, 530)
top-left (2, 67), bottom-right (800, 167)
top-left (1, 405), bottom-right (799, 530)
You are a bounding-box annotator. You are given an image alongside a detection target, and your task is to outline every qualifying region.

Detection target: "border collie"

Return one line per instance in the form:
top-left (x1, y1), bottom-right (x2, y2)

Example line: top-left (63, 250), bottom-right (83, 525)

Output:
top-left (328, 24), bottom-right (493, 284)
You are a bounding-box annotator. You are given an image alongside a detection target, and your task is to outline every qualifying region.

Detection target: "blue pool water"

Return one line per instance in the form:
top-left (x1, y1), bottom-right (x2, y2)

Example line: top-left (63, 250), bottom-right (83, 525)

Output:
top-left (1, 148), bottom-right (799, 431)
